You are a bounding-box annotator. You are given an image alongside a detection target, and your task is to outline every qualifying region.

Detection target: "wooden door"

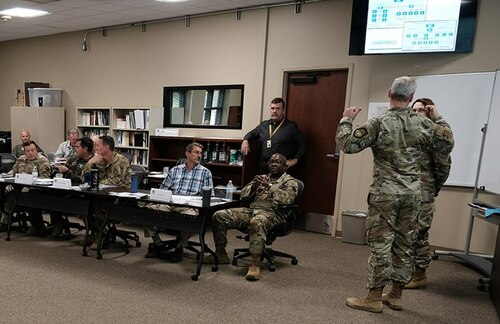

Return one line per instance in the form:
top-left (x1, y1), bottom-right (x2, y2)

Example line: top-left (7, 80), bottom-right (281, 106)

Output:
top-left (285, 69), bottom-right (348, 216)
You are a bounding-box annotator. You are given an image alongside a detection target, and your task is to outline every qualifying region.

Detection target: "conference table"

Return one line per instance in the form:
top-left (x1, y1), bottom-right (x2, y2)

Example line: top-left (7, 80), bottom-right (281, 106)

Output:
top-left (0, 178), bottom-right (238, 280)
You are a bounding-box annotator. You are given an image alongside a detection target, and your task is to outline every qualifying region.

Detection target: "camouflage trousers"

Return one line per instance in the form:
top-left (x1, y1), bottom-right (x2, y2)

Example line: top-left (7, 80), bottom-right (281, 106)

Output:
top-left (366, 193), bottom-right (420, 289)
top-left (412, 200), bottom-right (435, 271)
top-left (211, 207), bottom-right (286, 255)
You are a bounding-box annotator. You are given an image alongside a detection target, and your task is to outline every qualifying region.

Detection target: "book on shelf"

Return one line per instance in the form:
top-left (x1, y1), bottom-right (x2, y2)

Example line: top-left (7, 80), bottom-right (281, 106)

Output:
top-left (116, 116), bottom-right (127, 129)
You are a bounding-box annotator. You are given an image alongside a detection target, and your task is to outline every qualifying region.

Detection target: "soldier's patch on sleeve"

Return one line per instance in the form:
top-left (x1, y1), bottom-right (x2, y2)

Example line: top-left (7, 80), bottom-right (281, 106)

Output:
top-left (443, 130), bottom-right (453, 140)
top-left (353, 128), bottom-right (368, 138)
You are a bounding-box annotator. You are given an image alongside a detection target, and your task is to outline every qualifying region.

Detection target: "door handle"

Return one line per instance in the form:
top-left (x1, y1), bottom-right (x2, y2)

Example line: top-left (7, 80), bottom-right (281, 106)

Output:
top-left (326, 153), bottom-right (340, 160)
top-left (327, 146), bottom-right (341, 160)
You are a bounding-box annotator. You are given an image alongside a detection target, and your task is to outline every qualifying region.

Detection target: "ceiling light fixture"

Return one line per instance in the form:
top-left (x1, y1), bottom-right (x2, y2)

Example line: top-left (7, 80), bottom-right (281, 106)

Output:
top-left (0, 7), bottom-right (49, 18)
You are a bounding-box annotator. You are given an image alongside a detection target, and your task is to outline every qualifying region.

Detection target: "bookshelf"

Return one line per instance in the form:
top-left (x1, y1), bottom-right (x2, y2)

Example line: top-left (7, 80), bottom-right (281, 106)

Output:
top-left (76, 107), bottom-right (111, 138)
top-left (148, 136), bottom-right (259, 188)
top-left (111, 107), bottom-right (163, 167)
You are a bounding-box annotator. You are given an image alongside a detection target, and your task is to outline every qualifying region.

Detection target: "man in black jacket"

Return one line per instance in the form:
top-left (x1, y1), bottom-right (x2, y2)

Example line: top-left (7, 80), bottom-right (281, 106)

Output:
top-left (241, 97), bottom-right (306, 173)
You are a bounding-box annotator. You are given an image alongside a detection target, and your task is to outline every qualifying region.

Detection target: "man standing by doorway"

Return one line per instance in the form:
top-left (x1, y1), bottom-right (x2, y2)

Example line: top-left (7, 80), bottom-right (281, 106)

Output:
top-left (241, 97), bottom-right (306, 173)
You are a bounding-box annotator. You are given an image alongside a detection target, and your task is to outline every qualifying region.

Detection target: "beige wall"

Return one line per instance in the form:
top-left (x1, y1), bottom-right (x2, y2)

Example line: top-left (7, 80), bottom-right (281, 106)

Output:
top-left (1, 0), bottom-right (499, 254)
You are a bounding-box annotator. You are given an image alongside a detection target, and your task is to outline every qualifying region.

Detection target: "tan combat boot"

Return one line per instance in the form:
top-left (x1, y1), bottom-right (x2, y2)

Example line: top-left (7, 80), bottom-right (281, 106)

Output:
top-left (404, 267), bottom-right (427, 289)
top-left (382, 282), bottom-right (404, 310)
top-left (203, 247), bottom-right (230, 264)
top-left (245, 254), bottom-right (261, 281)
top-left (346, 287), bottom-right (383, 313)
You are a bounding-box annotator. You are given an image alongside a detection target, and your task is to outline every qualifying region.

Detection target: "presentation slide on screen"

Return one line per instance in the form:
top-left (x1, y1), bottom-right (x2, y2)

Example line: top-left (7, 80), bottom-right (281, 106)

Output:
top-left (365, 0), bottom-right (461, 54)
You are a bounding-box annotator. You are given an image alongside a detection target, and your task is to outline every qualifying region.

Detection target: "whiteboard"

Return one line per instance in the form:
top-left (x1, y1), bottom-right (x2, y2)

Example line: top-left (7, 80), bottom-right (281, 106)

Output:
top-left (414, 72), bottom-right (496, 187)
top-left (477, 71), bottom-right (500, 194)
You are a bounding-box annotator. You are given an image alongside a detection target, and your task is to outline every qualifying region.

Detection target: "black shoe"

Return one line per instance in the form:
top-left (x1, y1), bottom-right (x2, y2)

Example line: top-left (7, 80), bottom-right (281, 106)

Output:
top-left (51, 221), bottom-right (65, 237)
top-left (163, 245), bottom-right (184, 263)
top-left (145, 243), bottom-right (164, 258)
top-left (26, 226), bottom-right (45, 237)
top-left (0, 223), bottom-right (8, 233)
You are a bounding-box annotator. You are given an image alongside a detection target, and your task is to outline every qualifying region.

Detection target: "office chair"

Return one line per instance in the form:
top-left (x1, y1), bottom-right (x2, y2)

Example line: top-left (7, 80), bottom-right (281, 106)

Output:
top-left (0, 153), bottom-right (16, 173)
top-left (120, 151), bottom-right (133, 164)
top-left (232, 179), bottom-right (304, 271)
top-left (103, 165), bottom-right (146, 252)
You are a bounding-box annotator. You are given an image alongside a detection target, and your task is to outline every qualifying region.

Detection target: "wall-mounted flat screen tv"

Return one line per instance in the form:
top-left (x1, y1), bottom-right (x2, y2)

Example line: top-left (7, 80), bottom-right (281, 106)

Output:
top-left (349, 0), bottom-right (478, 55)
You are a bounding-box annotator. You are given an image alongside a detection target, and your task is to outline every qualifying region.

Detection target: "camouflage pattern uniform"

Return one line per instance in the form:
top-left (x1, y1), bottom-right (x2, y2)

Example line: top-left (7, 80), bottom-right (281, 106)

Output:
top-left (82, 152), bottom-right (131, 188)
top-left (12, 154), bottom-right (51, 178)
top-left (336, 107), bottom-right (453, 289)
top-left (0, 154), bottom-right (51, 224)
top-left (211, 173), bottom-right (298, 255)
top-left (413, 116), bottom-right (454, 271)
top-left (63, 155), bottom-right (93, 185)
top-left (82, 152), bottom-right (131, 226)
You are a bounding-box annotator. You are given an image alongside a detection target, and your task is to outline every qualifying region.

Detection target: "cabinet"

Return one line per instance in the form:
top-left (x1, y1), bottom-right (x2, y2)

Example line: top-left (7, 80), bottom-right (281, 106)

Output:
top-left (148, 136), bottom-right (260, 188)
top-left (110, 107), bottom-right (163, 167)
top-left (76, 106), bottom-right (111, 138)
top-left (10, 106), bottom-right (65, 153)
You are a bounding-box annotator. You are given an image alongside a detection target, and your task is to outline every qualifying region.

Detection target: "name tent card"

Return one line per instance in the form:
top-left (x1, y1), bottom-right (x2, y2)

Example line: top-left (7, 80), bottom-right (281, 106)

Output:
top-left (15, 173), bottom-right (33, 185)
top-left (53, 177), bottom-right (72, 189)
top-left (150, 188), bottom-right (172, 202)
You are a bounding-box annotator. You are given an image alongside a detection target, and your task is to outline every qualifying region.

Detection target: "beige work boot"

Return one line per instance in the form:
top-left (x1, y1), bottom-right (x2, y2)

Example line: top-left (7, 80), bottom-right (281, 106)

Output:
top-left (203, 247), bottom-right (230, 264)
top-left (404, 268), bottom-right (428, 289)
top-left (382, 282), bottom-right (404, 310)
top-left (346, 287), bottom-right (383, 313)
top-left (245, 254), bottom-right (261, 281)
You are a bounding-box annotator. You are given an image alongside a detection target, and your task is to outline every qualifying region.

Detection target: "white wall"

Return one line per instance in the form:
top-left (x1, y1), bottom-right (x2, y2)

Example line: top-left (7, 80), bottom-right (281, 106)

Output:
top-left (1, 0), bottom-right (499, 254)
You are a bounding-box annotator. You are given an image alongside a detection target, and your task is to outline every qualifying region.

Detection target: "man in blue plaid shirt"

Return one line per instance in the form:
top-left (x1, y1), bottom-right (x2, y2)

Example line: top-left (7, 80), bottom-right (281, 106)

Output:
top-left (145, 142), bottom-right (213, 261)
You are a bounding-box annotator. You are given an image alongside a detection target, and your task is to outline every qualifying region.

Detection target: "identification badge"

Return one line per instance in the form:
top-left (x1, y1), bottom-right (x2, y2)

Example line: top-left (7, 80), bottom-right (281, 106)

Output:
top-left (266, 140), bottom-right (272, 148)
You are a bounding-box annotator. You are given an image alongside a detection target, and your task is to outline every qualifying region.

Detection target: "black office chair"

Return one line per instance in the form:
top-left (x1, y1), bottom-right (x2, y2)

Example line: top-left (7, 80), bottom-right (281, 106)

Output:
top-left (103, 165), bottom-right (145, 251)
top-left (0, 153), bottom-right (16, 173)
top-left (232, 179), bottom-right (304, 271)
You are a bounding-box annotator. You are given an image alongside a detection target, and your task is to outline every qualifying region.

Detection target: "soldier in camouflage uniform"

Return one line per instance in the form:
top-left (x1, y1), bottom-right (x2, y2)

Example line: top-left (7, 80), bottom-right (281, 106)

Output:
top-left (83, 136), bottom-right (130, 249)
top-left (55, 137), bottom-right (94, 186)
top-left (336, 77), bottom-right (453, 313)
top-left (405, 98), bottom-right (454, 289)
top-left (49, 137), bottom-right (94, 237)
top-left (0, 140), bottom-right (51, 234)
top-left (204, 153), bottom-right (299, 281)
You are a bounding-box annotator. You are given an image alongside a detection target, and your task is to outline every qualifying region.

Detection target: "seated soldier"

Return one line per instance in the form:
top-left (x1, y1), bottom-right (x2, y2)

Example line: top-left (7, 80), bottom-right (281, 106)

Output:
top-left (145, 142), bottom-right (213, 262)
top-left (82, 135), bottom-right (130, 249)
top-left (50, 137), bottom-right (94, 237)
top-left (0, 140), bottom-right (52, 235)
top-left (204, 153), bottom-right (299, 281)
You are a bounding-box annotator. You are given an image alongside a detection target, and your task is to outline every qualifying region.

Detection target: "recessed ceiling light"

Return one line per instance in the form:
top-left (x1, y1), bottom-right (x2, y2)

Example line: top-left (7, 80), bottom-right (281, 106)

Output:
top-left (155, 0), bottom-right (190, 3)
top-left (0, 7), bottom-right (50, 18)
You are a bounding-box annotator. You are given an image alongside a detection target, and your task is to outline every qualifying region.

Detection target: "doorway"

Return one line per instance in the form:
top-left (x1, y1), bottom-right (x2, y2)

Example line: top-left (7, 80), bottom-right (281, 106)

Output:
top-left (285, 69), bottom-right (349, 233)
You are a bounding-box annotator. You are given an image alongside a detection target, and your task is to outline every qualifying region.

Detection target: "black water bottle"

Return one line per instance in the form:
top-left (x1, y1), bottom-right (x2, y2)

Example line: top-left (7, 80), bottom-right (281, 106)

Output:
top-left (90, 165), bottom-right (99, 190)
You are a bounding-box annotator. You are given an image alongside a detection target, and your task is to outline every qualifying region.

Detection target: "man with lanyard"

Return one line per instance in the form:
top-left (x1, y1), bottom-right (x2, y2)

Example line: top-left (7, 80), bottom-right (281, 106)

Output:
top-left (144, 142), bottom-right (213, 262)
top-left (241, 97), bottom-right (306, 173)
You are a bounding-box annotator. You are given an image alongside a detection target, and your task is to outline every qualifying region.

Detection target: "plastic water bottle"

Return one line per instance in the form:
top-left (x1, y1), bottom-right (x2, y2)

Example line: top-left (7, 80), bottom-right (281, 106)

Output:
top-left (32, 165), bottom-right (38, 183)
top-left (225, 180), bottom-right (234, 200)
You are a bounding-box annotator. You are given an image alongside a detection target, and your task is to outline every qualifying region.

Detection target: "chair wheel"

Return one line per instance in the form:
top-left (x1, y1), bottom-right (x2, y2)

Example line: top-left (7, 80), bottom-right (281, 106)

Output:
top-left (291, 259), bottom-right (298, 265)
top-left (5, 237), bottom-right (10, 241)
top-left (136, 242), bottom-right (142, 247)
top-left (191, 275), bottom-right (198, 281)
top-left (82, 251), bottom-right (88, 257)
top-left (269, 265), bottom-right (276, 272)
top-left (212, 265), bottom-right (218, 272)
top-left (431, 254), bottom-right (439, 260)
top-left (97, 254), bottom-right (102, 260)
top-left (125, 249), bottom-right (129, 254)
top-left (232, 259), bottom-right (238, 266)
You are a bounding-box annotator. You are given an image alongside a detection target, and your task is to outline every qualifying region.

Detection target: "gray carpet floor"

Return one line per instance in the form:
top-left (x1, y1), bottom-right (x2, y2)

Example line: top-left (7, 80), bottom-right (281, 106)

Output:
top-left (0, 221), bottom-right (498, 323)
